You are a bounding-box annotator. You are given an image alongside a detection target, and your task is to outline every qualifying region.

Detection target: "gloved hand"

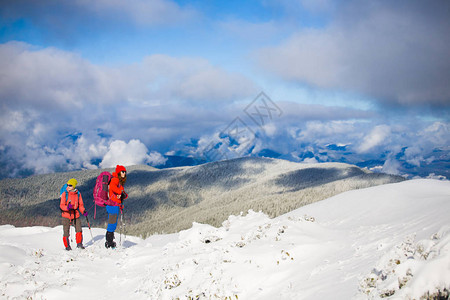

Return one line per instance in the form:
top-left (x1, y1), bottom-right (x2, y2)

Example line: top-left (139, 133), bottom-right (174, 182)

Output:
top-left (67, 203), bottom-right (73, 210)
top-left (82, 211), bottom-right (88, 217)
top-left (119, 204), bottom-right (124, 211)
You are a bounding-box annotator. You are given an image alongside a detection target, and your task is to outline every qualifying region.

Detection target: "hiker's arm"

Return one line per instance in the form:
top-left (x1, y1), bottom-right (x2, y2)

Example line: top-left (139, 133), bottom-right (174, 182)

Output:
top-left (109, 178), bottom-right (123, 195)
top-left (78, 194), bottom-right (85, 214)
top-left (60, 193), bottom-right (68, 210)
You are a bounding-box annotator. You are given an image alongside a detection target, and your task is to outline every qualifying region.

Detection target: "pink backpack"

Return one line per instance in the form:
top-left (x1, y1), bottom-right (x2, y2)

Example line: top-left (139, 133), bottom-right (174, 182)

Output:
top-left (93, 171), bottom-right (113, 218)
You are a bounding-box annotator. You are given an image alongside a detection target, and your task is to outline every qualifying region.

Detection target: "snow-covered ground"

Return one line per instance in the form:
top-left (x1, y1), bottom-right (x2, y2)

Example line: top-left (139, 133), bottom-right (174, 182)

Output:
top-left (1, 179), bottom-right (449, 299)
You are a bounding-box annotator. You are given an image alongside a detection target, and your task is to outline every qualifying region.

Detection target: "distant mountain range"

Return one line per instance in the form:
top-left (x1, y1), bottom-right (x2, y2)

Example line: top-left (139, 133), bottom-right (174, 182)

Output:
top-left (158, 146), bottom-right (449, 179)
top-left (0, 157), bottom-right (405, 237)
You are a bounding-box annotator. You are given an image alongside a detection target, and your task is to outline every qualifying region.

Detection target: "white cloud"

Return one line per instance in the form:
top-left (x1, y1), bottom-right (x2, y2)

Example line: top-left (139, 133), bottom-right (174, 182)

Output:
top-left (297, 120), bottom-right (359, 146)
top-left (62, 136), bottom-right (109, 167)
top-left (0, 42), bottom-right (256, 116)
top-left (147, 151), bottom-right (168, 166)
top-left (0, 41), bottom-right (258, 176)
top-left (140, 54), bottom-right (257, 102)
top-left (302, 157), bottom-right (318, 164)
top-left (99, 139), bottom-right (166, 168)
top-left (404, 146), bottom-right (423, 167)
top-left (0, 41), bottom-right (126, 110)
top-left (0, 40), bottom-right (447, 178)
top-left (420, 122), bottom-right (450, 145)
top-left (382, 158), bottom-right (401, 175)
top-left (257, 1), bottom-right (450, 107)
top-left (357, 125), bottom-right (391, 153)
top-left (262, 123), bottom-right (277, 137)
top-left (176, 67), bottom-right (256, 101)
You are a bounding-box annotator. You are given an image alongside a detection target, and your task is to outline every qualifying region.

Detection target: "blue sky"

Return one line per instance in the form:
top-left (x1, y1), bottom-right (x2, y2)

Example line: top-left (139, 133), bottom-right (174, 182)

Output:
top-left (0, 0), bottom-right (449, 178)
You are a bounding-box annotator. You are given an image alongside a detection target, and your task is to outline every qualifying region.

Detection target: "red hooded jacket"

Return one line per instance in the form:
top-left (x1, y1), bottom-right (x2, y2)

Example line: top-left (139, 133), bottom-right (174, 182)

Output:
top-left (108, 172), bottom-right (124, 205)
top-left (108, 165), bottom-right (127, 206)
top-left (60, 189), bottom-right (85, 219)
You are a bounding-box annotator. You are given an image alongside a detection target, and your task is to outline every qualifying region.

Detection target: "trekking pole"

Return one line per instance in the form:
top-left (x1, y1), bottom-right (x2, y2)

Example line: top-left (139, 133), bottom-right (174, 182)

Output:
top-left (85, 215), bottom-right (94, 241)
top-left (124, 213), bottom-right (127, 242)
top-left (78, 208), bottom-right (94, 241)
top-left (119, 207), bottom-right (122, 246)
top-left (70, 211), bottom-right (74, 243)
top-left (70, 220), bottom-right (74, 243)
top-left (122, 209), bottom-right (126, 242)
top-left (119, 193), bottom-right (127, 246)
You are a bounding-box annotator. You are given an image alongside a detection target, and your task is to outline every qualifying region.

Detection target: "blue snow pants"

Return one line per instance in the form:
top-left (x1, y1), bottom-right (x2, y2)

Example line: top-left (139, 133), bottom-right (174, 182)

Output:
top-left (106, 205), bottom-right (120, 232)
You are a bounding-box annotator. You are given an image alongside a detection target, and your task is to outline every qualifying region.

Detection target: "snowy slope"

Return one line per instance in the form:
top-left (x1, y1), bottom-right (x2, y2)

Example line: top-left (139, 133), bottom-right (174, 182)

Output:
top-left (1, 179), bottom-right (449, 299)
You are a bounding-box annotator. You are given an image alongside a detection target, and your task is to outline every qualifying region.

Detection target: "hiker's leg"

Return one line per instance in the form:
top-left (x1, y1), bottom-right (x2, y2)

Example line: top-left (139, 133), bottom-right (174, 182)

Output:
top-left (62, 217), bottom-right (71, 250)
top-left (105, 206), bottom-right (119, 248)
top-left (105, 231), bottom-right (115, 248)
top-left (74, 217), bottom-right (83, 247)
top-left (106, 205), bottom-right (119, 232)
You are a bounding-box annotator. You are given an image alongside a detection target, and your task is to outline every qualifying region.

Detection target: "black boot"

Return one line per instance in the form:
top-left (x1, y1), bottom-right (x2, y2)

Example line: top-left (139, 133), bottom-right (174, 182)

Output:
top-left (105, 231), bottom-right (116, 248)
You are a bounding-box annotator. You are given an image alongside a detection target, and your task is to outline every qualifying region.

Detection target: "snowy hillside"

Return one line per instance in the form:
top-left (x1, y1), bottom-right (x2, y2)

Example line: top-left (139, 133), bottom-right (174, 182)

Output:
top-left (1, 179), bottom-right (449, 299)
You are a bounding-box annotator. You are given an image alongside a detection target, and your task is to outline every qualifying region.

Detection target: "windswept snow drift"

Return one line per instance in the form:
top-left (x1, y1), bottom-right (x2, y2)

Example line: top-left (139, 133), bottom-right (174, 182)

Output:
top-left (1, 179), bottom-right (449, 299)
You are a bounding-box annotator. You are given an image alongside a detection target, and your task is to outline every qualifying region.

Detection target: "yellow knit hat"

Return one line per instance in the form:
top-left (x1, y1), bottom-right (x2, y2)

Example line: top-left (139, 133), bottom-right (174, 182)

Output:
top-left (67, 178), bottom-right (78, 188)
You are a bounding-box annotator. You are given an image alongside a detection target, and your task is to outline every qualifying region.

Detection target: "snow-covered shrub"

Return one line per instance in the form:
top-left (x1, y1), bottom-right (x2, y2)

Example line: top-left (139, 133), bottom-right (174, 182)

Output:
top-left (360, 226), bottom-right (450, 299)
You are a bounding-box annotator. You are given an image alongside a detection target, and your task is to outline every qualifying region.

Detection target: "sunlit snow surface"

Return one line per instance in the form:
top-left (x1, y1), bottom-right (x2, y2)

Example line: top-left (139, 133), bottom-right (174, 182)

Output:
top-left (1, 179), bottom-right (449, 299)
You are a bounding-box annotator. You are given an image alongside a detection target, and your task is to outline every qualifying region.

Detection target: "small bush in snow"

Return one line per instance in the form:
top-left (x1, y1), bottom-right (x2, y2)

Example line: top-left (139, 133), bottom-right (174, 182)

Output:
top-left (360, 226), bottom-right (450, 299)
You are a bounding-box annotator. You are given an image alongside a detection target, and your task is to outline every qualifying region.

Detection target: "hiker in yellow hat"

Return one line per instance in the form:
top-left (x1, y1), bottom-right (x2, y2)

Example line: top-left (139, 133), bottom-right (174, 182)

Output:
top-left (59, 178), bottom-right (87, 250)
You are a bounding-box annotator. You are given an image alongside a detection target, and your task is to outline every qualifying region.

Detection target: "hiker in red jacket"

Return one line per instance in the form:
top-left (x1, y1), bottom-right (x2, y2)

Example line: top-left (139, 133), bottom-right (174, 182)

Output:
top-left (105, 165), bottom-right (128, 248)
top-left (60, 178), bottom-right (87, 250)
